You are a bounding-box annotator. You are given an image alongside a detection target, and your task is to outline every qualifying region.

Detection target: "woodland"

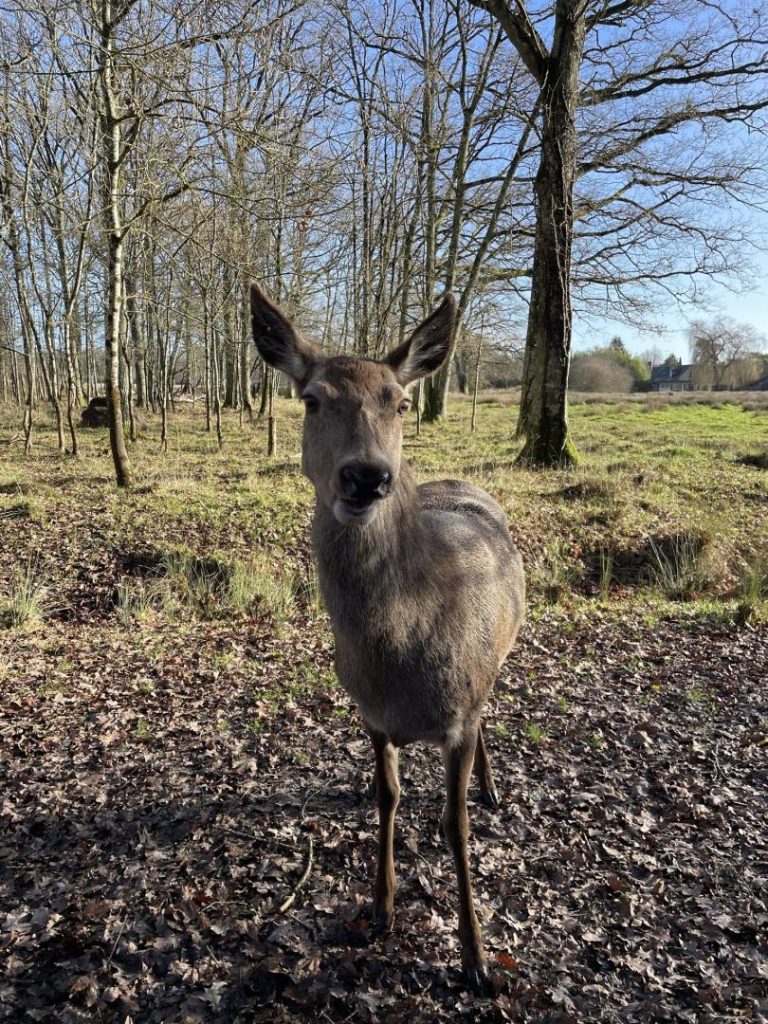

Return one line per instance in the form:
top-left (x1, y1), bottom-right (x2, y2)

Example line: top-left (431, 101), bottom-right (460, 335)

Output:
top-left (1, 0), bottom-right (768, 469)
top-left (2, 0), bottom-right (768, 1022)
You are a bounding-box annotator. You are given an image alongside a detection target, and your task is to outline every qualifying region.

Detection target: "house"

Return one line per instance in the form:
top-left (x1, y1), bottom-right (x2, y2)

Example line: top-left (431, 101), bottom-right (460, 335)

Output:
top-left (746, 373), bottom-right (768, 391)
top-left (649, 363), bottom-right (695, 392)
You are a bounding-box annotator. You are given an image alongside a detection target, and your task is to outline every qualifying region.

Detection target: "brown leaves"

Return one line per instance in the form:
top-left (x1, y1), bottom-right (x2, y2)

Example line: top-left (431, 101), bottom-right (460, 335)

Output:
top-left (2, 552), bottom-right (768, 1021)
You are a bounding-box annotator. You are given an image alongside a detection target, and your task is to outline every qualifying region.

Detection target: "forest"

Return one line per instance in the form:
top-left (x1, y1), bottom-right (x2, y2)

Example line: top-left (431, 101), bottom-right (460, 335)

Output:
top-left (2, 0), bottom-right (768, 471)
top-left (2, 1), bottom-right (768, 1022)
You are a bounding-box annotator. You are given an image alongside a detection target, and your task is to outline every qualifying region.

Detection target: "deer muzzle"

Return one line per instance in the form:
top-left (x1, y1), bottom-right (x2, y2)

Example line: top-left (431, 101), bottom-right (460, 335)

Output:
top-left (334, 460), bottom-right (393, 524)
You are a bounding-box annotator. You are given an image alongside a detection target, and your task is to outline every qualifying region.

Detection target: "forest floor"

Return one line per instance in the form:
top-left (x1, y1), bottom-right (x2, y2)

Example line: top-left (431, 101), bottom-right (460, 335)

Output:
top-left (1, 393), bottom-right (768, 1023)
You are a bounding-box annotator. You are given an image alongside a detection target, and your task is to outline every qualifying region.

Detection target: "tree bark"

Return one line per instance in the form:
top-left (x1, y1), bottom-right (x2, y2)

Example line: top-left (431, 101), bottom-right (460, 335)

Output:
top-left (99, 0), bottom-right (132, 487)
top-left (515, 6), bottom-right (583, 467)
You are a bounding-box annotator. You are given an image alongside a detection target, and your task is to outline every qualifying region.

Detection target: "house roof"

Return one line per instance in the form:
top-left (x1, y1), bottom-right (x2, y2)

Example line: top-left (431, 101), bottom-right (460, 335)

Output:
top-left (650, 363), bottom-right (694, 384)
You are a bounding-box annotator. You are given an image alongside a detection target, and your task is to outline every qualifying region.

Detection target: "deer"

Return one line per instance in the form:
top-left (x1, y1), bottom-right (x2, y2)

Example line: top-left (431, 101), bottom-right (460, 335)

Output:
top-left (250, 285), bottom-right (525, 993)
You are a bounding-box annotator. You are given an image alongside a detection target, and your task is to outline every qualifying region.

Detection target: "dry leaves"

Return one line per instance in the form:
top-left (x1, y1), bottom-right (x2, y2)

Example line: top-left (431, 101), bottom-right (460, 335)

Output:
top-left (1, 504), bottom-right (767, 1021)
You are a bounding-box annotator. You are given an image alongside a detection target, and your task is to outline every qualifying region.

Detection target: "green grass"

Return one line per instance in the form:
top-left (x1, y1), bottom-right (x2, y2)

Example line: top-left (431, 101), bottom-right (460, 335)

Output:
top-left (525, 722), bottom-right (547, 745)
top-left (116, 547), bottom-right (296, 624)
top-left (0, 563), bottom-right (48, 629)
top-left (1, 392), bottom-right (767, 624)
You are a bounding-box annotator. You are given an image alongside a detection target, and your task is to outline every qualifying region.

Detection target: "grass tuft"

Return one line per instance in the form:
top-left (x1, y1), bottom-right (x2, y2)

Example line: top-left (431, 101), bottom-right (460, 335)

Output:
top-left (734, 557), bottom-right (768, 623)
top-left (1, 564), bottom-right (47, 629)
top-left (647, 531), bottom-right (720, 601)
top-left (533, 539), bottom-right (582, 604)
top-left (116, 548), bottom-right (296, 624)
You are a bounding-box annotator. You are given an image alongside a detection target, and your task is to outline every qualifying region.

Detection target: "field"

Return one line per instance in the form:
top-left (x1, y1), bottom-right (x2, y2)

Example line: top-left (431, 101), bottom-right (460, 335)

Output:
top-left (1, 393), bottom-right (768, 1023)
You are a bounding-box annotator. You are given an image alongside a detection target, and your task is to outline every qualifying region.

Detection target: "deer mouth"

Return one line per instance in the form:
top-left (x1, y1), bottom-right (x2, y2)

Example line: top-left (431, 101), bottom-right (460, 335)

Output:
top-left (333, 496), bottom-right (380, 525)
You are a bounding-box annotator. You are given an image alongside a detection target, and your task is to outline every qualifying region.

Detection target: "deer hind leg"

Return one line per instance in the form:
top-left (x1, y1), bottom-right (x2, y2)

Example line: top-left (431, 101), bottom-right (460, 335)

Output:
top-left (369, 728), bottom-right (400, 934)
top-left (473, 723), bottom-right (500, 809)
top-left (442, 727), bottom-right (490, 994)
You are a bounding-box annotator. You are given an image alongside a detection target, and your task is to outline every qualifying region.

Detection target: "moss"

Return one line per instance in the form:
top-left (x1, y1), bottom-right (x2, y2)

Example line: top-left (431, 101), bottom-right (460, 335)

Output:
top-left (516, 428), bottom-right (579, 468)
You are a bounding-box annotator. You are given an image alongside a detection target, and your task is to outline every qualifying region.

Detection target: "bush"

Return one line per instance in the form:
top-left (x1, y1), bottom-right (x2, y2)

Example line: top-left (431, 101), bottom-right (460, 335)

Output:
top-left (569, 355), bottom-right (634, 393)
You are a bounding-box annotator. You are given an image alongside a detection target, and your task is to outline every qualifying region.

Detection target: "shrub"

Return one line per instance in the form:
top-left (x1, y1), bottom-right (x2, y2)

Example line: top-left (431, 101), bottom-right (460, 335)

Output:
top-left (569, 355), bottom-right (634, 394)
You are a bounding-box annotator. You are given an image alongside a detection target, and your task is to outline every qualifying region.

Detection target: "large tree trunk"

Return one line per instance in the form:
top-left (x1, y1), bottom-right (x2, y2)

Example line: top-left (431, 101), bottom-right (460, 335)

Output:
top-left (515, 6), bottom-right (583, 467)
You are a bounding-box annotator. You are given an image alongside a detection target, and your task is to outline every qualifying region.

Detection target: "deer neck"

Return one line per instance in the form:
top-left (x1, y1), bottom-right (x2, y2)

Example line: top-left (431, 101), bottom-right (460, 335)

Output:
top-left (312, 460), bottom-right (422, 595)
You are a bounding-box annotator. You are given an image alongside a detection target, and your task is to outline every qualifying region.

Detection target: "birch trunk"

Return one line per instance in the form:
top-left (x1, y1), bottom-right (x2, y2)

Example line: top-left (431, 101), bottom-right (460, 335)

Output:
top-left (99, 0), bottom-right (132, 486)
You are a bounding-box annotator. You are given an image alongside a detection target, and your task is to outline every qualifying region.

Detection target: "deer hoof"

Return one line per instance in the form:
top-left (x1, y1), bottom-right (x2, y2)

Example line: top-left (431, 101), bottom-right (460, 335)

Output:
top-left (371, 908), bottom-right (394, 935)
top-left (463, 963), bottom-right (493, 996)
top-left (479, 788), bottom-right (500, 810)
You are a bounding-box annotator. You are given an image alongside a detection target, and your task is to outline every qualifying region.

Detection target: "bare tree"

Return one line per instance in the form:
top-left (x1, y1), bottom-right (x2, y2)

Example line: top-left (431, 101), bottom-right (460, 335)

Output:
top-left (689, 316), bottom-right (767, 390)
top-left (472, 0), bottom-right (768, 465)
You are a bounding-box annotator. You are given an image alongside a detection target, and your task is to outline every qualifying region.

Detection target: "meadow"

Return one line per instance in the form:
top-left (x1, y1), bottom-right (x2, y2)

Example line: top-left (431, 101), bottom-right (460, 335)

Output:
top-left (1, 393), bottom-right (767, 1022)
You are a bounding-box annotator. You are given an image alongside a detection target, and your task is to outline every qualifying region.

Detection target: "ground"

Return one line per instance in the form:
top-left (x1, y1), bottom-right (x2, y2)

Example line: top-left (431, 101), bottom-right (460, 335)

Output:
top-left (1, 393), bottom-right (767, 1023)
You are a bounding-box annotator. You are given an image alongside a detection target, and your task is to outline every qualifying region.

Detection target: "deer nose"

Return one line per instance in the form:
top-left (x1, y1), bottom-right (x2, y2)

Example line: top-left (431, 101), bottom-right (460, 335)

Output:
top-left (338, 461), bottom-right (392, 503)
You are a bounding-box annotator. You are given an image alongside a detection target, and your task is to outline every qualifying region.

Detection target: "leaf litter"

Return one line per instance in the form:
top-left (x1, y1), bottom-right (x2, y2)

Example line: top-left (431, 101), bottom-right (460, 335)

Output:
top-left (1, 487), bottom-right (767, 1022)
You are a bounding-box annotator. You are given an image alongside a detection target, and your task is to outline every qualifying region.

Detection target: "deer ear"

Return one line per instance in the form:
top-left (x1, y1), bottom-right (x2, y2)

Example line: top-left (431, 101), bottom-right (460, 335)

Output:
top-left (384, 294), bottom-right (456, 385)
top-left (250, 283), bottom-right (323, 386)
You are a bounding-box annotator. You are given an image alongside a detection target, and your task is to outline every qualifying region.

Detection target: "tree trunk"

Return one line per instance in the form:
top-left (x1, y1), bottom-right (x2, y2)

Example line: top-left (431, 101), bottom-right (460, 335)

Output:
top-left (471, 0), bottom-right (583, 466)
top-left (105, 233), bottom-right (131, 484)
top-left (99, 0), bottom-right (132, 486)
top-left (515, 6), bottom-right (584, 467)
top-left (125, 269), bottom-right (146, 407)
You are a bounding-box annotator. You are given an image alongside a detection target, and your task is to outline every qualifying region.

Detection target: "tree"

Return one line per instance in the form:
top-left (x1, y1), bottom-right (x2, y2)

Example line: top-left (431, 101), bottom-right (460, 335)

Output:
top-left (334, 0), bottom-right (536, 422)
top-left (570, 343), bottom-right (649, 392)
top-left (689, 316), bottom-right (767, 390)
top-left (471, 0), bottom-right (768, 465)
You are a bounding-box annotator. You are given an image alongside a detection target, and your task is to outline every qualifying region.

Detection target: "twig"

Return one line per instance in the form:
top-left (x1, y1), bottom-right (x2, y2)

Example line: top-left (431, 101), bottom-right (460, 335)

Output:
top-left (277, 835), bottom-right (314, 914)
top-left (106, 913), bottom-right (128, 967)
top-left (299, 787), bottom-right (317, 822)
top-left (712, 740), bottom-right (724, 781)
top-left (214, 823), bottom-right (297, 851)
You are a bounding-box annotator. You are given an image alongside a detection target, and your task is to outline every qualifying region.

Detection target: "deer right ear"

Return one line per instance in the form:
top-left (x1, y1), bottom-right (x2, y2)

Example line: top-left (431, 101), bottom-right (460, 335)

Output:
top-left (384, 293), bottom-right (456, 386)
top-left (250, 284), bottom-right (322, 386)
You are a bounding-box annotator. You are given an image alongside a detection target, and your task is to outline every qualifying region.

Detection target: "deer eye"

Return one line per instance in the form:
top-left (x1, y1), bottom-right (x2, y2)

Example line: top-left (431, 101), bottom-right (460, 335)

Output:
top-left (397, 399), bottom-right (410, 416)
top-left (302, 394), bottom-right (319, 413)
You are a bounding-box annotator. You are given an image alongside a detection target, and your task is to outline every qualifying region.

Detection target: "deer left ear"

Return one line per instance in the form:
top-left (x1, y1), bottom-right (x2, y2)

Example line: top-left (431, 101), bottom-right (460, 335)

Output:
top-left (384, 294), bottom-right (456, 385)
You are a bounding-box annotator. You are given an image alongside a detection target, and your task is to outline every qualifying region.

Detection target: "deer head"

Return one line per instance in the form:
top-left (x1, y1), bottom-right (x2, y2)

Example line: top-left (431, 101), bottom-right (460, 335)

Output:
top-left (250, 285), bottom-right (456, 525)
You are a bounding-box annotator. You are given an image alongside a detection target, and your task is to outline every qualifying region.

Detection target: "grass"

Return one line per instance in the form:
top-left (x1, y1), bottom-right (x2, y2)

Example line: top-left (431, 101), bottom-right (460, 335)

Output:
top-left (735, 556), bottom-right (768, 623)
top-left (525, 722), bottom-right (547, 745)
top-left (646, 531), bottom-right (721, 601)
top-left (533, 539), bottom-right (582, 605)
top-left (598, 547), bottom-right (613, 601)
top-left (116, 548), bottom-right (296, 624)
top-left (0, 563), bottom-right (47, 629)
top-left (1, 390), bottom-right (767, 627)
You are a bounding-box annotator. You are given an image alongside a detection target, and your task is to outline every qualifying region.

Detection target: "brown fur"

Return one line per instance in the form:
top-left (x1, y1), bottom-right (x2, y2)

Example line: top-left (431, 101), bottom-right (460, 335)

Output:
top-left (250, 285), bottom-right (525, 990)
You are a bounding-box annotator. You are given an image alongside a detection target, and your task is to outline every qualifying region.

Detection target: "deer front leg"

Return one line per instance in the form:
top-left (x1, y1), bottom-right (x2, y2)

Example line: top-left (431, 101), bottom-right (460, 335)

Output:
top-left (473, 722), bottom-right (500, 809)
top-left (368, 728), bottom-right (400, 934)
top-left (443, 728), bottom-right (490, 994)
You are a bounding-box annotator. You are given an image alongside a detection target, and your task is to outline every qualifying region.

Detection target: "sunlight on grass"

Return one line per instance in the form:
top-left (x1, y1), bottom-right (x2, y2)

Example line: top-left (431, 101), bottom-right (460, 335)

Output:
top-left (116, 548), bottom-right (297, 625)
top-left (2, 395), bottom-right (767, 622)
top-left (0, 563), bottom-right (47, 629)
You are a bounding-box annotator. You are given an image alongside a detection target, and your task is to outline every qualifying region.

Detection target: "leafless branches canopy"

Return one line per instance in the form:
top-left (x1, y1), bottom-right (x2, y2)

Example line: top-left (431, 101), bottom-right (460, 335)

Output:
top-left (1, 0), bottom-right (766, 475)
